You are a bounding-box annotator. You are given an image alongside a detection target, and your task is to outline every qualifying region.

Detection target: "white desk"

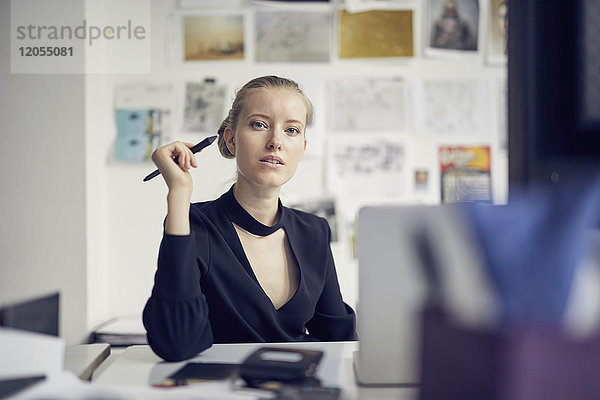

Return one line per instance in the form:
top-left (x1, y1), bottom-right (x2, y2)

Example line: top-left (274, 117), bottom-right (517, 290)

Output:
top-left (94, 342), bottom-right (418, 400)
top-left (64, 343), bottom-right (111, 380)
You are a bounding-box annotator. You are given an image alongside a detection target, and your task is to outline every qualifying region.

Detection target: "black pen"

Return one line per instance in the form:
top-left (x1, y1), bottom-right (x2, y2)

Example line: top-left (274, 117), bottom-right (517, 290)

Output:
top-left (143, 135), bottom-right (218, 182)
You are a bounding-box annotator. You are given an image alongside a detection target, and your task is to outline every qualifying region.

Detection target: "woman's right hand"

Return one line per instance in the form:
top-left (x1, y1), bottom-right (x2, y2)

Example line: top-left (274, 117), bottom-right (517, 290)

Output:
top-left (151, 141), bottom-right (198, 194)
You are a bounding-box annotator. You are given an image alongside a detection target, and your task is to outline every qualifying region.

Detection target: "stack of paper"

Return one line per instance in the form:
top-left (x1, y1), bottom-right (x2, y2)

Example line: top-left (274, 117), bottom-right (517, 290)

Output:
top-left (91, 316), bottom-right (147, 347)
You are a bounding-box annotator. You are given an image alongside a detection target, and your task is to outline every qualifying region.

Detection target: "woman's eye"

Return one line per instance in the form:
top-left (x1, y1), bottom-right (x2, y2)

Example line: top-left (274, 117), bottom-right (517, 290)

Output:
top-left (251, 121), bottom-right (267, 129)
top-left (286, 127), bottom-right (300, 135)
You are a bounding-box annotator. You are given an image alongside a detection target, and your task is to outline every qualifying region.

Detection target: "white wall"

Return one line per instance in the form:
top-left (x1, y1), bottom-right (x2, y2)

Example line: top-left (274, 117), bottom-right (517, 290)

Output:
top-left (86, 0), bottom-right (507, 329)
top-left (0, 0), bottom-right (88, 344)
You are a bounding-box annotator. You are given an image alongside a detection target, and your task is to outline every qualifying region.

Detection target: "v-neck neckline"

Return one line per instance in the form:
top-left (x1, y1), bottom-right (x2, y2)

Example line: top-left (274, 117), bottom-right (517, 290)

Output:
top-left (219, 186), bottom-right (301, 311)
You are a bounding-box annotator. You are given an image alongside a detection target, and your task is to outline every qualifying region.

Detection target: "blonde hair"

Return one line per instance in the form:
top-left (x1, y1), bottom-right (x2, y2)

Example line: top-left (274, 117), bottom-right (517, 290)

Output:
top-left (217, 76), bottom-right (314, 159)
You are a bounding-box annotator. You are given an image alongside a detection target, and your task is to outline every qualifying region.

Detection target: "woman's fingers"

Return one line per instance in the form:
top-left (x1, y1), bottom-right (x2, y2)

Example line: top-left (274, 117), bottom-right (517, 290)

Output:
top-left (152, 140), bottom-right (199, 174)
top-left (182, 142), bottom-right (197, 170)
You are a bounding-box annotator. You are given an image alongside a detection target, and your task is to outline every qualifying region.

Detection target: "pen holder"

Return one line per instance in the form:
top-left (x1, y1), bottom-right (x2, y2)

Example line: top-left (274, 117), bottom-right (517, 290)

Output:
top-left (418, 308), bottom-right (600, 400)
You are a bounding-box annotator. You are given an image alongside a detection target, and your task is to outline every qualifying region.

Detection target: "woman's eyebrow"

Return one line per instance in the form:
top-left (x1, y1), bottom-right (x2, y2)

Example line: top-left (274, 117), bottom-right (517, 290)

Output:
top-left (246, 113), bottom-right (271, 120)
top-left (246, 114), bottom-right (304, 127)
top-left (286, 119), bottom-right (304, 125)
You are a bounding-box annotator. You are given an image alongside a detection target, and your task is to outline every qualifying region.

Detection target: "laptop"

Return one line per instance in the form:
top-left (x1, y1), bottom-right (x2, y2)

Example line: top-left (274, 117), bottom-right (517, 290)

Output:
top-left (353, 205), bottom-right (494, 386)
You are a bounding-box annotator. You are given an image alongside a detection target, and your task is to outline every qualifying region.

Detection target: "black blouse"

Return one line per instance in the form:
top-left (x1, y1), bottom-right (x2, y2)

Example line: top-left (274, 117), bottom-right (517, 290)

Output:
top-left (142, 186), bottom-right (357, 361)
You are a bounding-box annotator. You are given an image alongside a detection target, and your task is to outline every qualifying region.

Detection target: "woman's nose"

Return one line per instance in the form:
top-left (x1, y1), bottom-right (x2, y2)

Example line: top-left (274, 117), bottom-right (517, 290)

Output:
top-left (267, 129), bottom-right (283, 150)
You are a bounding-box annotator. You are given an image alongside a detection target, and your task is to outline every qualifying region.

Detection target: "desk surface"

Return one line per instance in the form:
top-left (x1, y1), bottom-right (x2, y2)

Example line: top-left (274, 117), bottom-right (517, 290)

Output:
top-left (64, 343), bottom-right (110, 380)
top-left (94, 342), bottom-right (418, 400)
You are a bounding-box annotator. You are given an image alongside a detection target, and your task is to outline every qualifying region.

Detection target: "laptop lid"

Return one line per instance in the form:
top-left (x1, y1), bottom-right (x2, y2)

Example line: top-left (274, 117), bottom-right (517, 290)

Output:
top-left (354, 205), bottom-right (492, 386)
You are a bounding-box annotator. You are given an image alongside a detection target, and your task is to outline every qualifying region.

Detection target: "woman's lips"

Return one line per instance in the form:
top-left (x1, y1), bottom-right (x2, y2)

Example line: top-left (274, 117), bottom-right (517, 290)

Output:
top-left (260, 155), bottom-right (284, 167)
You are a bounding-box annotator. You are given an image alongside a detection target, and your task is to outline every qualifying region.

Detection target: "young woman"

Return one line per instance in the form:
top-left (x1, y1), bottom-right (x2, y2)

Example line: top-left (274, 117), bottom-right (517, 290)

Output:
top-left (143, 76), bottom-right (356, 362)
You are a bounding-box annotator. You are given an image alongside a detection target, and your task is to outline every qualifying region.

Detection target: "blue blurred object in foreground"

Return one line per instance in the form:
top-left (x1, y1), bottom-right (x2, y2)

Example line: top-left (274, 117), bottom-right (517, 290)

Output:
top-left (464, 175), bottom-right (600, 325)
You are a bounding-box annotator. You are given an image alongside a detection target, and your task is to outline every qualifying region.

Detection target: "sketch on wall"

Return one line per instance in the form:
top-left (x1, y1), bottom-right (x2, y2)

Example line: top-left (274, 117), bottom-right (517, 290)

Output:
top-left (255, 10), bottom-right (332, 62)
top-left (327, 77), bottom-right (408, 131)
top-left (327, 137), bottom-right (405, 195)
top-left (183, 14), bottom-right (244, 61)
top-left (414, 79), bottom-right (491, 135)
top-left (338, 9), bottom-right (414, 58)
top-left (182, 80), bottom-right (227, 134)
top-left (425, 0), bottom-right (480, 55)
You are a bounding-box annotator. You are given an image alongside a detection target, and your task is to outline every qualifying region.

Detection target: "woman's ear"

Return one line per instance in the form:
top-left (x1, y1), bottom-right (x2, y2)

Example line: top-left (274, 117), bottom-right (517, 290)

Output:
top-left (224, 126), bottom-right (235, 156)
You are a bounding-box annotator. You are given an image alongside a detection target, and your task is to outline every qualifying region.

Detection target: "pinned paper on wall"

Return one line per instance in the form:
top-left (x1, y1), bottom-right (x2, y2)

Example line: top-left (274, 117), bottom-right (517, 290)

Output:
top-left (114, 82), bottom-right (174, 110)
top-left (114, 109), bottom-right (172, 162)
top-left (182, 80), bottom-right (227, 134)
top-left (439, 145), bottom-right (491, 204)
top-left (255, 10), bottom-right (332, 63)
top-left (327, 77), bottom-right (408, 131)
top-left (114, 82), bottom-right (174, 162)
top-left (425, 0), bottom-right (480, 56)
top-left (183, 14), bottom-right (244, 61)
top-left (486, 0), bottom-right (508, 64)
top-left (337, 9), bottom-right (414, 59)
top-left (327, 137), bottom-right (405, 195)
top-left (414, 79), bottom-right (491, 135)
top-left (415, 168), bottom-right (430, 191)
top-left (343, 0), bottom-right (415, 14)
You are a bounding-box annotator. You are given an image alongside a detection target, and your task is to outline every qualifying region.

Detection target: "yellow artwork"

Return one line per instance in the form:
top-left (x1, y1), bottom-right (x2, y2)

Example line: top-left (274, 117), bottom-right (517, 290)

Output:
top-left (338, 9), bottom-right (414, 59)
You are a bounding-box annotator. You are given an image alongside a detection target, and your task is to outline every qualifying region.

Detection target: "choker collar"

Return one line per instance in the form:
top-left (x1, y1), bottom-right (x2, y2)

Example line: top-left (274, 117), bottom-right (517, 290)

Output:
top-left (223, 187), bottom-right (284, 236)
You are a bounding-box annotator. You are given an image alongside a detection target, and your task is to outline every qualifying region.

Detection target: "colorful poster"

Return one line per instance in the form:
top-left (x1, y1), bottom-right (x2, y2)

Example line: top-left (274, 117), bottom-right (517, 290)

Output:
top-left (439, 145), bottom-right (491, 203)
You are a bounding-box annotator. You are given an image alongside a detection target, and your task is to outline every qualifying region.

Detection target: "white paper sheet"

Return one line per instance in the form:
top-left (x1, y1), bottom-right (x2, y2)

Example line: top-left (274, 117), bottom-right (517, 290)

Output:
top-left (0, 327), bottom-right (64, 380)
top-left (326, 136), bottom-right (405, 195)
top-left (414, 78), bottom-right (491, 135)
top-left (114, 82), bottom-right (174, 109)
top-left (327, 77), bottom-right (408, 132)
top-left (255, 10), bottom-right (332, 63)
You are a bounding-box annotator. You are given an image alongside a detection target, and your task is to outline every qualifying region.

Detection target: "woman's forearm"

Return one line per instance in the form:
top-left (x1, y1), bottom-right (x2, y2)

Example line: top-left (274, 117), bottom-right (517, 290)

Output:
top-left (165, 189), bottom-right (192, 235)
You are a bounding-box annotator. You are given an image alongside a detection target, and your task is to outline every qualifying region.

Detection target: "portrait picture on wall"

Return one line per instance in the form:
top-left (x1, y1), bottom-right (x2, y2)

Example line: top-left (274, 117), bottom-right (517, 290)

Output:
top-left (255, 10), bottom-right (332, 63)
top-left (415, 169), bottom-right (430, 191)
top-left (183, 14), bottom-right (245, 61)
top-left (426, 0), bottom-right (480, 54)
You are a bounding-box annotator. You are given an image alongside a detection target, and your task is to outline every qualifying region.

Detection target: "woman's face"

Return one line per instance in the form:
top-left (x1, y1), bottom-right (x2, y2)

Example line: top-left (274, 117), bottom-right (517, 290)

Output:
top-left (225, 88), bottom-right (307, 190)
